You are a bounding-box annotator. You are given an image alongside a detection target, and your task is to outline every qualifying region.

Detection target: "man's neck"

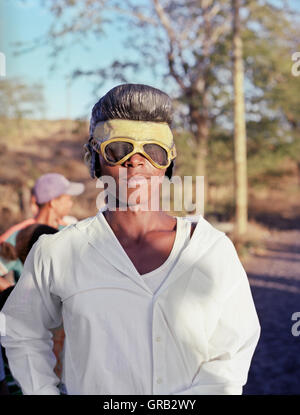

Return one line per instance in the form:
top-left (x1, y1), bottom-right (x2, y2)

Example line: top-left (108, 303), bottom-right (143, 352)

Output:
top-left (35, 207), bottom-right (60, 229)
top-left (103, 208), bottom-right (175, 242)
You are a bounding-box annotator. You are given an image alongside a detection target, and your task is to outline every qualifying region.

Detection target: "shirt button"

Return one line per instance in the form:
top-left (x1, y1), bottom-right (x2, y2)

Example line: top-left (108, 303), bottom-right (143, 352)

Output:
top-left (157, 378), bottom-right (163, 384)
top-left (155, 336), bottom-right (161, 342)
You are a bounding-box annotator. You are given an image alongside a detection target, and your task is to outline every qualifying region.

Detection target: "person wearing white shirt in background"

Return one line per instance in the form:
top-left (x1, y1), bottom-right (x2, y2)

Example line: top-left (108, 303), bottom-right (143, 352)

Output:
top-left (1, 83), bottom-right (260, 395)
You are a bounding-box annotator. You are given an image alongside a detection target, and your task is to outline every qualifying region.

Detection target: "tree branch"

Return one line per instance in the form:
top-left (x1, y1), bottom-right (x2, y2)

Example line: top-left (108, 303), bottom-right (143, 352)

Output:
top-left (152, 0), bottom-right (188, 90)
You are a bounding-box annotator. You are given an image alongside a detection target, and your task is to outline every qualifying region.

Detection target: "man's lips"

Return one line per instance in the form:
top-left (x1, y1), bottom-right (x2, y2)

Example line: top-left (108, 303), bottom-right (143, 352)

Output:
top-left (123, 175), bottom-right (151, 182)
top-left (126, 175), bottom-right (150, 183)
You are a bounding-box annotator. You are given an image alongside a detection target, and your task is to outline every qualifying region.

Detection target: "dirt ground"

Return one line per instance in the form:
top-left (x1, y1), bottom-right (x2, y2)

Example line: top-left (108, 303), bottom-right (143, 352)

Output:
top-left (239, 188), bottom-right (300, 394)
top-left (244, 227), bottom-right (300, 394)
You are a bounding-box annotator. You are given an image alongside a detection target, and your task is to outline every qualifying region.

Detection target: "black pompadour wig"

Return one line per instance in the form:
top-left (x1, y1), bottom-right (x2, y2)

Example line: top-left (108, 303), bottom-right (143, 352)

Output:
top-left (88, 83), bottom-right (175, 179)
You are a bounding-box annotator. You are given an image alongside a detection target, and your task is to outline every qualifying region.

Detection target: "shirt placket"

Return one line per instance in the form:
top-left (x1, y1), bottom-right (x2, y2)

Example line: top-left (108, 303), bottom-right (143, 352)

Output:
top-left (152, 299), bottom-right (167, 395)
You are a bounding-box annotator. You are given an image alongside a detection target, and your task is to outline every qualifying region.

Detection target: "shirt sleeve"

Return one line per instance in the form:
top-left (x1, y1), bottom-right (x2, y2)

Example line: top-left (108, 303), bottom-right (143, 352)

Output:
top-left (1, 237), bottom-right (62, 395)
top-left (175, 237), bottom-right (261, 395)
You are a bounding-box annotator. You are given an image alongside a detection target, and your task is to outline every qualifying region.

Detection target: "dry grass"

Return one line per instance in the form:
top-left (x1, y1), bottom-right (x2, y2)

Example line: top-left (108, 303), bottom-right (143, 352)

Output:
top-left (0, 118), bottom-right (98, 233)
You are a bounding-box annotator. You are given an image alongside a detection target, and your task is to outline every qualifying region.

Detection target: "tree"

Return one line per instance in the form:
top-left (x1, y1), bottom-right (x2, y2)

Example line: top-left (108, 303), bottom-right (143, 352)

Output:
top-left (232, 0), bottom-right (248, 236)
top-left (242, 0), bottom-right (300, 186)
top-left (35, 0), bottom-right (234, 207)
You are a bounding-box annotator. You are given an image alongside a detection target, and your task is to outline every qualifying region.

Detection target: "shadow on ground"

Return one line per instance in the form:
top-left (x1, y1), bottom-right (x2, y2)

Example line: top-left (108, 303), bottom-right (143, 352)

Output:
top-left (244, 277), bottom-right (300, 395)
top-left (248, 210), bottom-right (300, 231)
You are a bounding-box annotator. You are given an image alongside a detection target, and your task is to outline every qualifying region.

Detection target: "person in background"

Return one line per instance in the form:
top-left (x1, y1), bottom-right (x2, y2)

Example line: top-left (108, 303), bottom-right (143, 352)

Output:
top-left (0, 269), bottom-right (12, 395)
top-left (0, 223), bottom-right (62, 395)
top-left (0, 224), bottom-right (59, 298)
top-left (0, 347), bottom-right (9, 395)
top-left (0, 274), bottom-right (14, 395)
top-left (0, 261), bottom-right (11, 291)
top-left (0, 173), bottom-right (85, 282)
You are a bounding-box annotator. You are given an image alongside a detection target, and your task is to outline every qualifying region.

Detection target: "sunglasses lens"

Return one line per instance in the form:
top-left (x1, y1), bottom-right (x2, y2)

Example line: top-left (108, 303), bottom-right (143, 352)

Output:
top-left (143, 143), bottom-right (168, 166)
top-left (105, 142), bottom-right (134, 162)
top-left (104, 141), bottom-right (169, 167)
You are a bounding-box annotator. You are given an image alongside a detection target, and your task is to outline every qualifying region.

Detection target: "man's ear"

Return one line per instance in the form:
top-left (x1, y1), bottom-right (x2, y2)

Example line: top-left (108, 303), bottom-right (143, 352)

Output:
top-left (95, 153), bottom-right (102, 178)
top-left (48, 198), bottom-right (58, 209)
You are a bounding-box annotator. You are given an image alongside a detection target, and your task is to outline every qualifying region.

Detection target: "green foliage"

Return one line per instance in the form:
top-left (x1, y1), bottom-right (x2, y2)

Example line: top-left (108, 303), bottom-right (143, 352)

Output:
top-left (242, 0), bottom-right (300, 164)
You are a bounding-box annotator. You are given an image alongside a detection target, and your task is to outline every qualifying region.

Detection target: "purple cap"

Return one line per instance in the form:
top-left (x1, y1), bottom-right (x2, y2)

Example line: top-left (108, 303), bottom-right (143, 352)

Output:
top-left (33, 173), bottom-right (85, 204)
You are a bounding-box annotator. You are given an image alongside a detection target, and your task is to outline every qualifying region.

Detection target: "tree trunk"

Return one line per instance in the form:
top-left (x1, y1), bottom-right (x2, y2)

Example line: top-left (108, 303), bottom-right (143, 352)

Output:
top-left (189, 106), bottom-right (209, 213)
top-left (195, 115), bottom-right (209, 207)
top-left (232, 0), bottom-right (248, 237)
top-left (188, 82), bottom-right (210, 213)
top-left (297, 161), bottom-right (300, 187)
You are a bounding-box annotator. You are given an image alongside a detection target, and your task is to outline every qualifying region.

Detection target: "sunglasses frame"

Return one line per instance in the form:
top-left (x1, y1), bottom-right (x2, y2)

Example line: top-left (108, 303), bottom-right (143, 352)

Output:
top-left (91, 137), bottom-right (177, 169)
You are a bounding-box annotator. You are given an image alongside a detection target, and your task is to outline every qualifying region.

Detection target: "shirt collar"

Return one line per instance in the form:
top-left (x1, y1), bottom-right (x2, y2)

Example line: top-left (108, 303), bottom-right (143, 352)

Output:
top-left (75, 208), bottom-right (224, 295)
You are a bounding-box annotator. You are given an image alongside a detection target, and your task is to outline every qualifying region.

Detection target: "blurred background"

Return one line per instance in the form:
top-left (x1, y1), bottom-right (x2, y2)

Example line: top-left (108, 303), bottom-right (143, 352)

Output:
top-left (0, 0), bottom-right (300, 395)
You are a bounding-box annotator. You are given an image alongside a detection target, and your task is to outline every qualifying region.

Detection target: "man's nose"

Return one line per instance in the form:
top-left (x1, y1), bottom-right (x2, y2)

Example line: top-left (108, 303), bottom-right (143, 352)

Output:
top-left (123, 152), bottom-right (146, 167)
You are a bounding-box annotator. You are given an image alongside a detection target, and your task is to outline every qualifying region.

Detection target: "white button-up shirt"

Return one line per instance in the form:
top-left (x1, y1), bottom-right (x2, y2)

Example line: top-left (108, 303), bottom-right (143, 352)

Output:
top-left (1, 211), bottom-right (260, 395)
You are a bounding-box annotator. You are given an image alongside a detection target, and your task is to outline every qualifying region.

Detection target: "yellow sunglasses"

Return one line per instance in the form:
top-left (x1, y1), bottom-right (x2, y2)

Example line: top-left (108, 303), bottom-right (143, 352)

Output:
top-left (90, 137), bottom-right (176, 169)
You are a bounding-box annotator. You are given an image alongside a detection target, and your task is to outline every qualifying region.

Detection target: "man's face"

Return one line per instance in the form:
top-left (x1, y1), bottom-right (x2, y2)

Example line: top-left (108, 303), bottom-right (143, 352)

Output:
top-left (98, 152), bottom-right (166, 210)
top-left (51, 194), bottom-right (73, 218)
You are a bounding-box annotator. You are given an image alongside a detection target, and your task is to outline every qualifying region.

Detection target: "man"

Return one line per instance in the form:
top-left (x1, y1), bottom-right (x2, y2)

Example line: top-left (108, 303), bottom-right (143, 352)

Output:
top-left (1, 84), bottom-right (260, 395)
top-left (0, 173), bottom-right (84, 281)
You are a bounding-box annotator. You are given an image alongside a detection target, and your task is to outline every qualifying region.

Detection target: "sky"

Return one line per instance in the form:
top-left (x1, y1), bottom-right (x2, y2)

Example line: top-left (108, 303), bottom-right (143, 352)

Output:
top-left (0, 0), bottom-right (299, 120)
top-left (0, 0), bottom-right (159, 120)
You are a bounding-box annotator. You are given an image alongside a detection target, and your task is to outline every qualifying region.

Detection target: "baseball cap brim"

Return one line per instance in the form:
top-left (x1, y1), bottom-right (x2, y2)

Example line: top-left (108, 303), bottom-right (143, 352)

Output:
top-left (65, 182), bottom-right (85, 196)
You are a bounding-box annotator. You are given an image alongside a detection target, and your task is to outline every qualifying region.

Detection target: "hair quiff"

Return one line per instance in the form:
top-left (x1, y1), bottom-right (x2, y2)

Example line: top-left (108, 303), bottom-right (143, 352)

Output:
top-left (84, 83), bottom-right (175, 180)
